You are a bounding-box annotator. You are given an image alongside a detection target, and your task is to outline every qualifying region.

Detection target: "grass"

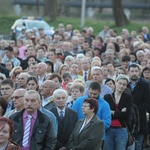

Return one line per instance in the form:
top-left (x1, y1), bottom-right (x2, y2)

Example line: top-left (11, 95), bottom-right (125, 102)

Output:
top-left (0, 16), bottom-right (150, 36)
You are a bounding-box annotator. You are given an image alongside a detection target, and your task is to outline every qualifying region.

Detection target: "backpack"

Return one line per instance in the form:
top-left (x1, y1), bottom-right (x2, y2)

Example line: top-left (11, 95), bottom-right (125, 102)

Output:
top-left (126, 103), bottom-right (140, 134)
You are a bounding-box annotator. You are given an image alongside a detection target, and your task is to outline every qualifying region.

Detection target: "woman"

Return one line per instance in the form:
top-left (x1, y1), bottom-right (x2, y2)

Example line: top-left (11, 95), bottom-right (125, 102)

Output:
top-left (0, 97), bottom-right (7, 116)
top-left (59, 64), bottom-right (69, 77)
top-left (0, 117), bottom-right (21, 150)
top-left (103, 74), bottom-right (132, 150)
top-left (27, 76), bottom-right (39, 91)
top-left (67, 98), bottom-right (104, 150)
top-left (141, 67), bottom-right (150, 81)
top-left (105, 78), bottom-right (115, 92)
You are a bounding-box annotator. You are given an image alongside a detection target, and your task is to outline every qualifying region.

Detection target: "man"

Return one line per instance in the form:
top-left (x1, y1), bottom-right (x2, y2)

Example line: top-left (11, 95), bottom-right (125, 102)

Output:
top-left (0, 79), bottom-right (14, 113)
top-left (2, 46), bottom-right (20, 67)
top-left (17, 72), bottom-right (30, 89)
top-left (4, 88), bottom-right (26, 117)
top-left (78, 56), bottom-right (92, 82)
top-left (51, 89), bottom-right (78, 150)
top-left (127, 64), bottom-right (150, 150)
top-left (36, 62), bottom-right (47, 86)
top-left (9, 90), bottom-right (56, 150)
top-left (40, 80), bottom-right (56, 110)
top-left (85, 66), bottom-right (112, 98)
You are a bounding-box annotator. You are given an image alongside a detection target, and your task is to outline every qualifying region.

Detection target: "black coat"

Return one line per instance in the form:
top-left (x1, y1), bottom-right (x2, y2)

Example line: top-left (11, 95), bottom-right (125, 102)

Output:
top-left (9, 109), bottom-right (56, 150)
top-left (104, 92), bottom-right (132, 127)
top-left (50, 107), bottom-right (78, 150)
top-left (127, 77), bottom-right (150, 134)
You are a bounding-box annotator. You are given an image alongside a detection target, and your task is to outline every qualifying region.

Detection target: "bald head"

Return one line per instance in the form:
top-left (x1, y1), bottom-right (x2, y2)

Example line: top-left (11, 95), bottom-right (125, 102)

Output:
top-left (40, 80), bottom-right (56, 98)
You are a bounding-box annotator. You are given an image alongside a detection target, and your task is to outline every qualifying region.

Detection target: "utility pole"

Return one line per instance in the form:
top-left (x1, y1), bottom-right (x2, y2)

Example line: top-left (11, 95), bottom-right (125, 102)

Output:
top-left (81, 0), bottom-right (86, 28)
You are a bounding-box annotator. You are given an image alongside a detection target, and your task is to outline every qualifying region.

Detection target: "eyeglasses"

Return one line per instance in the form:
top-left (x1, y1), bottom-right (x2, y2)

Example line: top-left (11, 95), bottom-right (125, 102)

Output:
top-left (11, 96), bottom-right (24, 99)
top-left (0, 87), bottom-right (11, 91)
top-left (82, 105), bottom-right (90, 108)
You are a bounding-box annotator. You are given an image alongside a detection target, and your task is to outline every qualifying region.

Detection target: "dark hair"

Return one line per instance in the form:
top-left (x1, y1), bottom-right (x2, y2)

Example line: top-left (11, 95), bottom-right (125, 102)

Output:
top-left (0, 96), bottom-right (8, 116)
top-left (27, 76), bottom-right (39, 91)
top-left (141, 67), bottom-right (150, 78)
top-left (128, 64), bottom-right (140, 71)
top-left (105, 78), bottom-right (115, 85)
top-left (5, 61), bottom-right (14, 69)
top-left (84, 98), bottom-right (98, 114)
top-left (122, 55), bottom-right (130, 62)
top-left (62, 72), bottom-right (72, 80)
top-left (4, 46), bottom-right (13, 52)
top-left (49, 49), bottom-right (56, 55)
top-left (89, 82), bottom-right (101, 91)
top-left (27, 55), bottom-right (38, 62)
top-left (45, 60), bottom-right (54, 73)
top-left (130, 52), bottom-right (137, 62)
top-left (1, 79), bottom-right (14, 88)
top-left (0, 117), bottom-right (13, 140)
top-left (47, 73), bottom-right (62, 83)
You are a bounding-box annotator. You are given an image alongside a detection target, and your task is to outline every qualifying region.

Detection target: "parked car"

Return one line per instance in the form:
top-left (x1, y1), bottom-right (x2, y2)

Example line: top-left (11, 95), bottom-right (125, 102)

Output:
top-left (11, 16), bottom-right (55, 40)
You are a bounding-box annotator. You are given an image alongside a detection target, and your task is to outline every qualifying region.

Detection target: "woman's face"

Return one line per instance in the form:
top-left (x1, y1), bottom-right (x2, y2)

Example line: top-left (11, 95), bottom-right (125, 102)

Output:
top-left (27, 80), bottom-right (38, 91)
top-left (0, 123), bottom-right (10, 144)
top-left (115, 79), bottom-right (127, 92)
top-left (5, 62), bottom-right (13, 71)
top-left (106, 80), bottom-right (115, 91)
top-left (143, 70), bottom-right (150, 80)
top-left (28, 57), bottom-right (36, 65)
top-left (61, 66), bottom-right (69, 75)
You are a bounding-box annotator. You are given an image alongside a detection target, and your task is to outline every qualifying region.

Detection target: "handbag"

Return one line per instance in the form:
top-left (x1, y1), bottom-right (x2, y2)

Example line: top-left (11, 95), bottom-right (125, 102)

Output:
top-left (124, 121), bottom-right (135, 146)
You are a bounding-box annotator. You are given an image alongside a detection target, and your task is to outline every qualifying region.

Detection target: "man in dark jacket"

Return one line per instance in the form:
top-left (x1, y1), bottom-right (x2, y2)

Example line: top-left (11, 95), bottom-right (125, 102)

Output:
top-left (9, 90), bottom-right (56, 150)
top-left (127, 64), bottom-right (150, 150)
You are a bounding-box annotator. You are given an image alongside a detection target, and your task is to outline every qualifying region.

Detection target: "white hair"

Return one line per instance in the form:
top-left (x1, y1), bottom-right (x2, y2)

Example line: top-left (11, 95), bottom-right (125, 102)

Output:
top-left (53, 89), bottom-right (68, 99)
top-left (91, 66), bottom-right (103, 75)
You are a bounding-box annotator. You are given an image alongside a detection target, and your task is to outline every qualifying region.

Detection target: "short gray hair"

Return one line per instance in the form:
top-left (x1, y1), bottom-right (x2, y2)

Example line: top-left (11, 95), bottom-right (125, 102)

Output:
top-left (91, 66), bottom-right (103, 75)
top-left (53, 89), bottom-right (68, 99)
top-left (24, 90), bottom-right (41, 101)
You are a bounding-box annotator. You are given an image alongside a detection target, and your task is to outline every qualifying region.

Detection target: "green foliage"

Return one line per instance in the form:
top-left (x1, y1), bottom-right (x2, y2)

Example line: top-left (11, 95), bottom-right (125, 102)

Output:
top-left (0, 16), bottom-right (150, 36)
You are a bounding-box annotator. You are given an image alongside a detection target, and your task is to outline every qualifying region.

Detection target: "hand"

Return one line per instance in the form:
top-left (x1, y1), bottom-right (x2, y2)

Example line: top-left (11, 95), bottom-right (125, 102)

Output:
top-left (121, 108), bottom-right (126, 112)
top-left (59, 147), bottom-right (67, 150)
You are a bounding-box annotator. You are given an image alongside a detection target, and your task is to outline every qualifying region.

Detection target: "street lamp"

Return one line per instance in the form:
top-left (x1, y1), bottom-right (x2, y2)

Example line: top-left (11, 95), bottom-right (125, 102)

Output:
top-left (81, 0), bottom-right (86, 28)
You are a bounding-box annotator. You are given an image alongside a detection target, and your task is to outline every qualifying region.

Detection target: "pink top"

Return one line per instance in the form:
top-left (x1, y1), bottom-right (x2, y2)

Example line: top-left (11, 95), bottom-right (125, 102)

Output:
top-left (18, 45), bottom-right (26, 59)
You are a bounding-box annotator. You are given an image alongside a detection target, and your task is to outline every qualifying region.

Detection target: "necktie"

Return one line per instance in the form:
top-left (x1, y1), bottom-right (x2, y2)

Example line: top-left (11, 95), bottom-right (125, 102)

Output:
top-left (84, 72), bottom-right (87, 82)
top-left (22, 115), bottom-right (32, 147)
top-left (60, 110), bottom-right (64, 120)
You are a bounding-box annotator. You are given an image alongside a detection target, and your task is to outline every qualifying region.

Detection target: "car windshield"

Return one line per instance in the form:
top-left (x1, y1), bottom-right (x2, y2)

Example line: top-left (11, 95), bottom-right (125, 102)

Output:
top-left (26, 21), bottom-right (51, 30)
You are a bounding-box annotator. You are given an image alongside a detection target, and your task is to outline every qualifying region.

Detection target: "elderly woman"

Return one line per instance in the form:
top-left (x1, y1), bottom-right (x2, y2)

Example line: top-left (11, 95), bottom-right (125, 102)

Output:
top-left (0, 117), bottom-right (21, 150)
top-left (67, 98), bottom-right (104, 150)
top-left (103, 74), bottom-right (132, 150)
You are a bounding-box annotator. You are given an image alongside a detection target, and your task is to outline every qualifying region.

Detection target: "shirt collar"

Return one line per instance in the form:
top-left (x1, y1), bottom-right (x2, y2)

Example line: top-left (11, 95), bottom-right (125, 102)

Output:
top-left (23, 110), bottom-right (38, 120)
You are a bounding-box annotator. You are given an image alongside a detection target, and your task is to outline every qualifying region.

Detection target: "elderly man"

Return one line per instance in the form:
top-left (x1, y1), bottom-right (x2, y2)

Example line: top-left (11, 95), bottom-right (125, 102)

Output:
top-left (10, 90), bottom-right (56, 150)
top-left (51, 89), bottom-right (78, 150)
top-left (40, 80), bottom-right (56, 110)
top-left (4, 88), bottom-right (26, 117)
top-left (17, 72), bottom-right (30, 89)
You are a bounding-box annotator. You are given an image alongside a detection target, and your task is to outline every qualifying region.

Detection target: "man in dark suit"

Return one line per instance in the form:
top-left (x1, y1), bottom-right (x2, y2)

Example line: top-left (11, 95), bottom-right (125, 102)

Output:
top-left (127, 64), bottom-right (150, 150)
top-left (9, 90), bottom-right (56, 150)
top-left (51, 89), bottom-right (78, 150)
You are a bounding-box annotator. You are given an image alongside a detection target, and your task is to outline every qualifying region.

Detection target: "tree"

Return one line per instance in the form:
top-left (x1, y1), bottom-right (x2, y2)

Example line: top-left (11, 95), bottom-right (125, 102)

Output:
top-left (112, 0), bottom-right (129, 27)
top-left (44, 0), bottom-right (58, 21)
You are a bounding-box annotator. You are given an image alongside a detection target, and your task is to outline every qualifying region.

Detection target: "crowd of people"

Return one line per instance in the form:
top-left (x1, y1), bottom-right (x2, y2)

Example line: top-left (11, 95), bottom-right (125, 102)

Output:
top-left (0, 23), bottom-right (150, 150)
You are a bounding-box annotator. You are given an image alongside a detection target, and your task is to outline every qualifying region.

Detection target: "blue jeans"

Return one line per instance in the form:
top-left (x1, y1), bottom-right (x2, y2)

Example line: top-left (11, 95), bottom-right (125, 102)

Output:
top-left (103, 127), bottom-right (128, 150)
top-left (135, 134), bottom-right (144, 150)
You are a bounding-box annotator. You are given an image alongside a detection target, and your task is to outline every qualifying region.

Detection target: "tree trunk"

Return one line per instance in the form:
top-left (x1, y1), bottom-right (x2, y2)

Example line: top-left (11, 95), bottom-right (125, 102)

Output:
top-left (44, 0), bottom-right (58, 22)
top-left (36, 0), bottom-right (39, 15)
top-left (112, 0), bottom-right (129, 27)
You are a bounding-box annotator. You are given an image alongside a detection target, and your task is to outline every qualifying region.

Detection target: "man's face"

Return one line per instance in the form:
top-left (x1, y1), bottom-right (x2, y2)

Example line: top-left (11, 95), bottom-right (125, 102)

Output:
top-left (82, 59), bottom-right (90, 71)
top-left (26, 47), bottom-right (35, 56)
top-left (107, 64), bottom-right (115, 73)
top-left (92, 70), bottom-right (103, 83)
top-left (11, 90), bottom-right (24, 109)
top-left (128, 67), bottom-right (140, 82)
top-left (5, 50), bottom-right (12, 58)
top-left (17, 74), bottom-right (27, 88)
top-left (54, 92), bottom-right (67, 109)
top-left (137, 53), bottom-right (145, 62)
top-left (24, 93), bottom-right (40, 115)
top-left (40, 82), bottom-right (52, 97)
top-left (52, 77), bottom-right (60, 89)
top-left (88, 88), bottom-right (100, 99)
top-left (36, 64), bottom-right (46, 76)
top-left (47, 52), bottom-right (55, 61)
top-left (0, 84), bottom-right (14, 100)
